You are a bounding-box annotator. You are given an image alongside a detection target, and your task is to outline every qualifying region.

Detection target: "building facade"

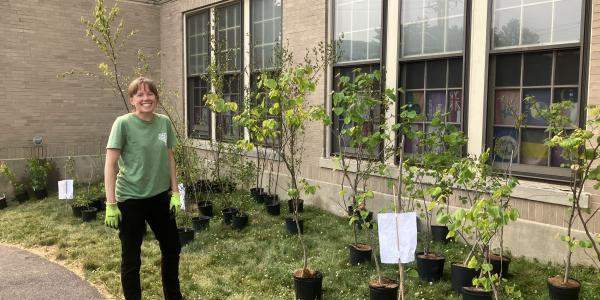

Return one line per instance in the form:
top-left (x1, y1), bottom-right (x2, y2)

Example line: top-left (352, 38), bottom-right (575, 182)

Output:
top-left (1, 0), bottom-right (599, 265)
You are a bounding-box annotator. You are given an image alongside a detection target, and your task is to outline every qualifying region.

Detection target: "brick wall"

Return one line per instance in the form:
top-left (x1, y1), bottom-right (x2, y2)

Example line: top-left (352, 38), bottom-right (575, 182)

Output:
top-left (0, 0), bottom-right (161, 158)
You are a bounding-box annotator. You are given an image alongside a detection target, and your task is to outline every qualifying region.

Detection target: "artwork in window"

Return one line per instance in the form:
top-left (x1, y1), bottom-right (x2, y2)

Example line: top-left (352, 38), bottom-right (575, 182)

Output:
top-left (523, 89), bottom-right (550, 126)
top-left (426, 91), bottom-right (446, 120)
top-left (493, 127), bottom-right (518, 163)
top-left (554, 87), bottom-right (579, 125)
top-left (521, 129), bottom-right (548, 166)
top-left (494, 89), bottom-right (520, 125)
top-left (447, 90), bottom-right (462, 123)
top-left (404, 124), bottom-right (423, 154)
top-left (406, 91), bottom-right (424, 116)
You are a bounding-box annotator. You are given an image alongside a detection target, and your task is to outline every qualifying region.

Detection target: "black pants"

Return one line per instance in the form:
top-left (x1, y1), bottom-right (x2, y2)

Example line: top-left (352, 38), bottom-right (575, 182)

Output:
top-left (118, 190), bottom-right (182, 300)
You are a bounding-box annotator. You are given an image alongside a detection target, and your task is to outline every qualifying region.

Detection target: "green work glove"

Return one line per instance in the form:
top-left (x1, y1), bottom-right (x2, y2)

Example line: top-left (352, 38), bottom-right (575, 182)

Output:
top-left (170, 192), bottom-right (181, 214)
top-left (104, 203), bottom-right (121, 229)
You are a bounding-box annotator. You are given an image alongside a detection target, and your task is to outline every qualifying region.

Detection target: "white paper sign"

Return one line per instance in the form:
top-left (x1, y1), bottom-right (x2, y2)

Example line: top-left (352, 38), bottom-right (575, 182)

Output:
top-left (58, 180), bottom-right (74, 200)
top-left (377, 212), bottom-right (417, 264)
top-left (178, 183), bottom-right (186, 210)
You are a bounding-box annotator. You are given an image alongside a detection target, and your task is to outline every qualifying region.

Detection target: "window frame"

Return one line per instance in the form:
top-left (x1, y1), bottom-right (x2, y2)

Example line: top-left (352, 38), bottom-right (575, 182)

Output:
top-left (330, 0), bottom-right (387, 158)
top-left (484, 0), bottom-right (591, 182)
top-left (397, 0), bottom-right (471, 157)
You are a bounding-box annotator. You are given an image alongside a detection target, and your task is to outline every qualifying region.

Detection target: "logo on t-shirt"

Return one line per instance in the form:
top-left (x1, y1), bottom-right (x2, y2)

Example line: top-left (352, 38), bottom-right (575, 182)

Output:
top-left (158, 132), bottom-right (167, 144)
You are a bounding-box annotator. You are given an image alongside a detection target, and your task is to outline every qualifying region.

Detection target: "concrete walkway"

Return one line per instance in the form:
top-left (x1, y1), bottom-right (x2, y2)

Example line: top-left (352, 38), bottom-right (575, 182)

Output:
top-left (0, 245), bottom-right (105, 300)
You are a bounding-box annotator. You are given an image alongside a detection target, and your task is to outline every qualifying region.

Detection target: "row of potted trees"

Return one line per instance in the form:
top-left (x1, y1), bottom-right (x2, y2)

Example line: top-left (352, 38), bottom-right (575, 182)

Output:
top-left (0, 157), bottom-right (52, 205)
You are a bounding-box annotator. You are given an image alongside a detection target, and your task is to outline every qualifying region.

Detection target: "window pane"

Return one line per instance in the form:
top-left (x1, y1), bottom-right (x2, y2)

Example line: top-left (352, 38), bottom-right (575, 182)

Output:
top-left (523, 88), bottom-right (550, 126)
top-left (553, 0), bottom-right (582, 43)
top-left (448, 58), bottom-right (463, 88)
top-left (403, 23), bottom-right (423, 56)
top-left (424, 0), bottom-right (445, 18)
top-left (493, 7), bottom-right (520, 48)
top-left (264, 0), bottom-right (273, 19)
top-left (426, 91), bottom-right (446, 120)
top-left (253, 47), bottom-right (263, 69)
top-left (448, 0), bottom-right (464, 16)
top-left (368, 29), bottom-right (382, 59)
top-left (402, 0), bottom-right (423, 24)
top-left (495, 0), bottom-right (520, 9)
top-left (495, 54), bottom-right (521, 87)
top-left (353, 0), bottom-right (369, 31)
top-left (521, 129), bottom-right (548, 166)
top-left (352, 30), bottom-right (368, 61)
top-left (555, 50), bottom-right (580, 85)
top-left (335, 0), bottom-right (381, 63)
top-left (554, 87), bottom-right (579, 125)
top-left (405, 124), bottom-right (423, 154)
top-left (494, 89), bottom-right (520, 125)
top-left (424, 19), bottom-right (444, 54)
top-left (264, 19), bottom-right (274, 43)
top-left (447, 90), bottom-right (463, 123)
top-left (521, 3), bottom-right (552, 45)
top-left (427, 60), bottom-right (447, 88)
top-left (406, 91), bottom-right (425, 116)
top-left (406, 62), bottom-right (425, 89)
top-left (523, 52), bottom-right (552, 86)
top-left (493, 127), bottom-right (518, 163)
top-left (446, 16), bottom-right (464, 52)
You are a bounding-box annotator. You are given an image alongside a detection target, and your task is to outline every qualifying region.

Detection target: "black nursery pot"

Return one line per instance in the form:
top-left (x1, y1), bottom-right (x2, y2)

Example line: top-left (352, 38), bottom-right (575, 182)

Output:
top-left (431, 225), bottom-right (451, 244)
top-left (178, 227), bottom-right (195, 246)
top-left (416, 252), bottom-right (446, 282)
top-left (250, 188), bottom-right (264, 202)
top-left (288, 199), bottom-right (304, 213)
top-left (348, 243), bottom-right (372, 265)
top-left (33, 188), bottom-right (47, 200)
top-left (285, 217), bottom-right (304, 234)
top-left (461, 287), bottom-right (492, 300)
top-left (368, 278), bottom-right (399, 300)
top-left (232, 213), bottom-right (249, 230)
top-left (81, 207), bottom-right (98, 222)
top-left (293, 271), bottom-right (323, 300)
top-left (198, 200), bottom-right (214, 217)
top-left (451, 263), bottom-right (478, 294)
top-left (222, 207), bottom-right (239, 225)
top-left (192, 216), bottom-right (210, 231)
top-left (71, 205), bottom-right (86, 218)
top-left (488, 254), bottom-right (511, 277)
top-left (547, 277), bottom-right (581, 300)
top-left (0, 196), bottom-right (7, 210)
top-left (265, 200), bottom-right (281, 216)
top-left (92, 196), bottom-right (106, 211)
top-left (15, 191), bottom-right (28, 203)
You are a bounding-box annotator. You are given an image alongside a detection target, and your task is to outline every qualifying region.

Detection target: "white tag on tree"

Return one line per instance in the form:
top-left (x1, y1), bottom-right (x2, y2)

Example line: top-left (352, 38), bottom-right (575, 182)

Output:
top-left (58, 180), bottom-right (74, 200)
top-left (377, 212), bottom-right (417, 264)
top-left (178, 183), bottom-right (185, 210)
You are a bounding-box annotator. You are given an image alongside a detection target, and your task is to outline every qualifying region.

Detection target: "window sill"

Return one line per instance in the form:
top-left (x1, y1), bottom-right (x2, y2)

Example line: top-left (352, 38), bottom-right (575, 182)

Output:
top-left (318, 157), bottom-right (589, 208)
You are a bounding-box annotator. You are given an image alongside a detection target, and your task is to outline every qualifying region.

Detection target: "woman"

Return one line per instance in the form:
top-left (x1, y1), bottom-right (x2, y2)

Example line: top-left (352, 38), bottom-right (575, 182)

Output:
top-left (104, 77), bottom-right (183, 300)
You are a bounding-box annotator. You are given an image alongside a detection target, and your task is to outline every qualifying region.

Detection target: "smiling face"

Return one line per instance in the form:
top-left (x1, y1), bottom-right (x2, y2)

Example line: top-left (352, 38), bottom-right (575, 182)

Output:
top-left (129, 83), bottom-right (157, 114)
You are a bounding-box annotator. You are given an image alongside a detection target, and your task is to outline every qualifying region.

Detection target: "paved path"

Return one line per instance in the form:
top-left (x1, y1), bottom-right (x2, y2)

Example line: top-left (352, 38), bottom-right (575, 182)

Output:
top-left (0, 245), bottom-right (105, 300)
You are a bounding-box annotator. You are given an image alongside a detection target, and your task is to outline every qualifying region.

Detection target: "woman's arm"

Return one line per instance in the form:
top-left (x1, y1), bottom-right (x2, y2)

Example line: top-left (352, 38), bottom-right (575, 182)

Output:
top-left (168, 149), bottom-right (178, 193)
top-left (105, 149), bottom-right (121, 204)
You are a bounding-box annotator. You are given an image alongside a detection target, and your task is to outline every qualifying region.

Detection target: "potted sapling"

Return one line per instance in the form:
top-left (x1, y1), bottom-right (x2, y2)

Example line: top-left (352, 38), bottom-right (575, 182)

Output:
top-left (529, 100), bottom-right (597, 299)
top-left (26, 157), bottom-right (52, 199)
top-left (0, 161), bottom-right (28, 203)
top-left (259, 43), bottom-right (334, 299)
top-left (404, 113), bottom-right (465, 282)
top-left (176, 209), bottom-right (195, 246)
top-left (329, 69), bottom-right (399, 265)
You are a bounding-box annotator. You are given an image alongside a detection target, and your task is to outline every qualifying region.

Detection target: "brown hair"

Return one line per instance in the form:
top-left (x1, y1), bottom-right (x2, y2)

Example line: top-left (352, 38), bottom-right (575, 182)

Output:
top-left (127, 77), bottom-right (159, 101)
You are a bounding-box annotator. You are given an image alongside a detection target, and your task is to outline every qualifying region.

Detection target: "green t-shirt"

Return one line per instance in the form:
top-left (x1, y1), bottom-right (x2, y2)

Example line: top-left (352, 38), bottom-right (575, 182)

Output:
top-left (106, 113), bottom-right (177, 202)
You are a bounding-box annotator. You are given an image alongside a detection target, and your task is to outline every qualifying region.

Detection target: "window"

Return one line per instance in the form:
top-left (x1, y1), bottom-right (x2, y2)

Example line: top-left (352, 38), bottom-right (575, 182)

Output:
top-left (332, 0), bottom-right (383, 155)
top-left (399, 0), bottom-right (466, 155)
top-left (216, 2), bottom-right (243, 142)
top-left (186, 11), bottom-right (211, 139)
top-left (487, 0), bottom-right (587, 180)
top-left (251, 0), bottom-right (282, 70)
top-left (250, 0), bottom-right (282, 147)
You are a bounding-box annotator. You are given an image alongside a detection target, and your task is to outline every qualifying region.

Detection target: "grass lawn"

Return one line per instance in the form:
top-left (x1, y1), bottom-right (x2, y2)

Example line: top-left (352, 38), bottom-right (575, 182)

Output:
top-left (0, 190), bottom-right (598, 299)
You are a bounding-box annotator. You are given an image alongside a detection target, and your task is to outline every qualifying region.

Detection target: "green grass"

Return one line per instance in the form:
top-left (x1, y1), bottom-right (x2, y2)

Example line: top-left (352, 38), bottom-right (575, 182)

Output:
top-left (0, 191), bottom-right (598, 299)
